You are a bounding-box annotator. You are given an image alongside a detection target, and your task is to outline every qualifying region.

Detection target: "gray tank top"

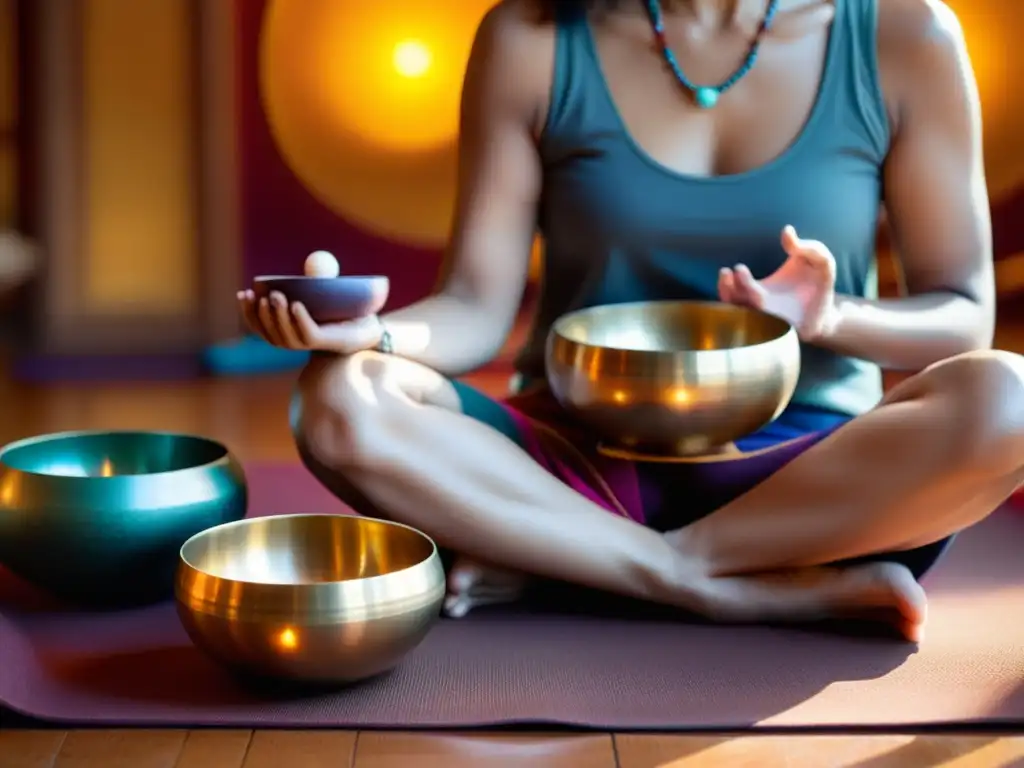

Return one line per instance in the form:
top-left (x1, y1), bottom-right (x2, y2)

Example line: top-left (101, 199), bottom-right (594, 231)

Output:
top-left (517, 0), bottom-right (889, 417)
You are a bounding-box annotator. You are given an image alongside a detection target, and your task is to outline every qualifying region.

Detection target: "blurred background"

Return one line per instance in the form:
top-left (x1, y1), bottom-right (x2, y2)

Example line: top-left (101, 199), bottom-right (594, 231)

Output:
top-left (0, 0), bottom-right (1020, 448)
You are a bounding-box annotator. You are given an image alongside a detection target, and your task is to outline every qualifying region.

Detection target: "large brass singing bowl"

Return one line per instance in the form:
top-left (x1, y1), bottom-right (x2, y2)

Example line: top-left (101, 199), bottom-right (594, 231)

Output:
top-left (175, 514), bottom-right (446, 685)
top-left (546, 301), bottom-right (801, 457)
top-left (0, 431), bottom-right (246, 607)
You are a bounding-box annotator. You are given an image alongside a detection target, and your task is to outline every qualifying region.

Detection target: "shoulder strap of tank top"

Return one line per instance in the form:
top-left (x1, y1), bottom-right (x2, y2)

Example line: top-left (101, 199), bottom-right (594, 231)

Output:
top-left (831, 0), bottom-right (890, 159)
top-left (540, 1), bottom-right (620, 149)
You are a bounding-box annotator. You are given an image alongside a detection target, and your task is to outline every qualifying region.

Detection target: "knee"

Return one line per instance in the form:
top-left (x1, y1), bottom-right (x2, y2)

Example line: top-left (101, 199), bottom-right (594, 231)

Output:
top-left (927, 350), bottom-right (1024, 470)
top-left (291, 352), bottom-right (392, 471)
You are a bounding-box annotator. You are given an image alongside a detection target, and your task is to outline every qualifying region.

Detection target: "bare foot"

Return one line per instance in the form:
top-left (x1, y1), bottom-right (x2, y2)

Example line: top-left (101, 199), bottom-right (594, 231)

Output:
top-left (442, 557), bottom-right (928, 642)
top-left (691, 561), bottom-right (928, 642)
top-left (443, 557), bottom-right (528, 618)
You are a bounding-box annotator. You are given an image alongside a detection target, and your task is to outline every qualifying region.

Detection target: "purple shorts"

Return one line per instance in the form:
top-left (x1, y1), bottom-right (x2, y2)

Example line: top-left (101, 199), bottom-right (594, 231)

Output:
top-left (454, 381), bottom-right (952, 579)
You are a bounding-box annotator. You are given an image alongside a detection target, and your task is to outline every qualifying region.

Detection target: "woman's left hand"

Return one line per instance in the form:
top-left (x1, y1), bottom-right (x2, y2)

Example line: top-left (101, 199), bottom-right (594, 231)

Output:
top-left (718, 225), bottom-right (840, 342)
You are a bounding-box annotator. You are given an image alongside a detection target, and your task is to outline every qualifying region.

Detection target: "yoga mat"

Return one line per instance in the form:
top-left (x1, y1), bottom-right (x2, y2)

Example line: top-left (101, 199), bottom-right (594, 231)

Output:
top-left (1, 463), bottom-right (1023, 731)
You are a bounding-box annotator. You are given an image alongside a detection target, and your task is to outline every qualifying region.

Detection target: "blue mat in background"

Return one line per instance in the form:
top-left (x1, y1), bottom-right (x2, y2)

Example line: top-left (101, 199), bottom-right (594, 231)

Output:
top-left (203, 335), bottom-right (309, 376)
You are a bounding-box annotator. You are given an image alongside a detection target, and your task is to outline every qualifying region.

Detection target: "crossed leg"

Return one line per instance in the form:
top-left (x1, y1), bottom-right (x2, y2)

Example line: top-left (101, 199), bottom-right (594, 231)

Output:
top-left (292, 349), bottom-right (1024, 640)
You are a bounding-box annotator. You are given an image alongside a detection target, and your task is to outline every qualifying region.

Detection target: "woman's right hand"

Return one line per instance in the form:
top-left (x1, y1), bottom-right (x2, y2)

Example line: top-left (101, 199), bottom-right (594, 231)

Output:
top-left (237, 289), bottom-right (385, 355)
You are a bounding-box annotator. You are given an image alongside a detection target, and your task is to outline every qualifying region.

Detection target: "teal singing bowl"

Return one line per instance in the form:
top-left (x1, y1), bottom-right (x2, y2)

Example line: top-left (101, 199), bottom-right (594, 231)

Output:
top-left (0, 431), bottom-right (247, 608)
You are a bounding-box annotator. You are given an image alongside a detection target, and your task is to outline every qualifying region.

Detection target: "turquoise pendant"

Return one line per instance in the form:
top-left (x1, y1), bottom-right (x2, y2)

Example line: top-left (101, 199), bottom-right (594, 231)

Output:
top-left (694, 87), bottom-right (719, 109)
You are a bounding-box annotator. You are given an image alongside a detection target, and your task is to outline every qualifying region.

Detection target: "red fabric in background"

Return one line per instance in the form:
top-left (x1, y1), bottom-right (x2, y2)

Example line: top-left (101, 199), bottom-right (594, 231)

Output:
top-left (1011, 488), bottom-right (1024, 510)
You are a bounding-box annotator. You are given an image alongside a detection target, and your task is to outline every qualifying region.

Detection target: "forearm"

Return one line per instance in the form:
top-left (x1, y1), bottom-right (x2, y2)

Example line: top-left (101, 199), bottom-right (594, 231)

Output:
top-left (379, 290), bottom-right (511, 376)
top-left (819, 291), bottom-right (994, 371)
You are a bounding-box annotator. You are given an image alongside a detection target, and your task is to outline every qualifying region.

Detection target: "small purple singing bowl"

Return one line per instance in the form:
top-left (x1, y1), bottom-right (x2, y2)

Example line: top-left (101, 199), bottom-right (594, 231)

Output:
top-left (253, 276), bottom-right (389, 324)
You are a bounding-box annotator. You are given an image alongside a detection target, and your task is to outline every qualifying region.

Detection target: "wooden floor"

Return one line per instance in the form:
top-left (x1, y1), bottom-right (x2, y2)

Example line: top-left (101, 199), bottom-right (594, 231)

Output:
top-left (3, 314), bottom-right (1024, 767)
top-left (4, 729), bottom-right (1024, 768)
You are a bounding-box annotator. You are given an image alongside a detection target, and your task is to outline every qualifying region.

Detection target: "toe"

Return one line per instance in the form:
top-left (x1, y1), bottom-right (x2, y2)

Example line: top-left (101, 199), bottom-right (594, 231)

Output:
top-left (444, 558), bottom-right (483, 619)
top-left (447, 558), bottom-right (483, 594)
top-left (903, 619), bottom-right (925, 644)
top-left (871, 562), bottom-right (929, 629)
top-left (443, 593), bottom-right (472, 619)
top-left (444, 556), bottom-right (527, 618)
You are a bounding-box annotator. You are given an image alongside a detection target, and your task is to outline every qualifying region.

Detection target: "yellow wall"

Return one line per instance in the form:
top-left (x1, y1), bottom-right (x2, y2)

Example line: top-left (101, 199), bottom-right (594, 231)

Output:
top-left (948, 0), bottom-right (1022, 201)
top-left (0, 0), bottom-right (16, 228)
top-left (81, 0), bottom-right (197, 314)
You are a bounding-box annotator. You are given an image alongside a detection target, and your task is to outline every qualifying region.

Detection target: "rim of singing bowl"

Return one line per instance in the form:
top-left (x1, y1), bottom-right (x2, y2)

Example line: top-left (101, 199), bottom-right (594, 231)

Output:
top-left (0, 430), bottom-right (236, 484)
top-left (549, 300), bottom-right (795, 358)
top-left (253, 275), bottom-right (389, 282)
top-left (177, 514), bottom-right (445, 622)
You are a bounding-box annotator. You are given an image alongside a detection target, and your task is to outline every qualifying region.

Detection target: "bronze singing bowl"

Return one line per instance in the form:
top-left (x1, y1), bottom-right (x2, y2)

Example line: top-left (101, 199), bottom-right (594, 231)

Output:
top-left (0, 431), bottom-right (247, 607)
top-left (546, 301), bottom-right (801, 456)
top-left (175, 514), bottom-right (446, 684)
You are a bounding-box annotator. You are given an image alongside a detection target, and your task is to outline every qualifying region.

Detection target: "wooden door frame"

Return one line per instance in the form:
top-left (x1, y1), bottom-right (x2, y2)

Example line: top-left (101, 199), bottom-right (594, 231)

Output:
top-left (25, 0), bottom-right (242, 356)
top-left (194, 0), bottom-right (244, 346)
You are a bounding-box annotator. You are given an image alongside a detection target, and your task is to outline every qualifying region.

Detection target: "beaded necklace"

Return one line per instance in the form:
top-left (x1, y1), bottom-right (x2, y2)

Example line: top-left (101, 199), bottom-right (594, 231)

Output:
top-left (644, 0), bottom-right (780, 109)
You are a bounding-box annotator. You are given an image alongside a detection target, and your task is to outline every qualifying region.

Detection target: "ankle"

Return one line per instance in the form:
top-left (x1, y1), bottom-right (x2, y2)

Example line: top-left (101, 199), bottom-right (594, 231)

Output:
top-left (651, 532), bottom-right (713, 611)
top-left (666, 524), bottom-right (715, 572)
